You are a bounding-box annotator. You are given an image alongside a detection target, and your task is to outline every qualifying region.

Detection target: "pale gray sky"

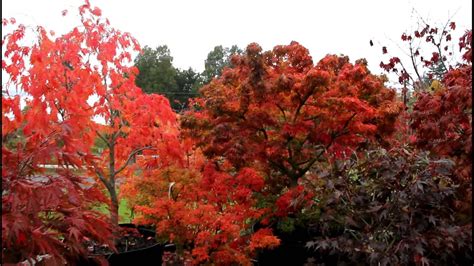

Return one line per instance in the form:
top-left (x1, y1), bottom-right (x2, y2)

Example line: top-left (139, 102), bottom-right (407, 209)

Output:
top-left (2, 0), bottom-right (472, 76)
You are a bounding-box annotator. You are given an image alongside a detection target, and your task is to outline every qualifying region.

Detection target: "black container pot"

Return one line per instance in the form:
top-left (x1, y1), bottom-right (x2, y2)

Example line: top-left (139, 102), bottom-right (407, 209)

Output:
top-left (254, 223), bottom-right (315, 266)
top-left (117, 223), bottom-right (156, 239)
top-left (77, 224), bottom-right (169, 266)
top-left (106, 242), bottom-right (163, 266)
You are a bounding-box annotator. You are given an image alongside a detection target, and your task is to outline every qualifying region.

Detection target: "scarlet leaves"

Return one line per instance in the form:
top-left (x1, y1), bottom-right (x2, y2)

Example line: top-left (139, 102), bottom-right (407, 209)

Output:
top-left (182, 42), bottom-right (402, 187)
top-left (275, 185), bottom-right (314, 217)
top-left (1, 168), bottom-right (115, 265)
top-left (450, 21), bottom-right (456, 30)
top-left (123, 164), bottom-right (276, 265)
top-left (410, 30), bottom-right (472, 180)
top-left (1, 1), bottom-right (180, 263)
top-left (3, 0), bottom-right (181, 227)
top-left (249, 228), bottom-right (280, 252)
top-left (158, 42), bottom-right (404, 263)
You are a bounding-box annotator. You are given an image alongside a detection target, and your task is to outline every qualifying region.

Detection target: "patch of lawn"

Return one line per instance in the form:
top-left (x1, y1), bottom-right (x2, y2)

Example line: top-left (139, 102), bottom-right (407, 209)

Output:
top-left (93, 198), bottom-right (133, 224)
top-left (118, 198), bottom-right (133, 223)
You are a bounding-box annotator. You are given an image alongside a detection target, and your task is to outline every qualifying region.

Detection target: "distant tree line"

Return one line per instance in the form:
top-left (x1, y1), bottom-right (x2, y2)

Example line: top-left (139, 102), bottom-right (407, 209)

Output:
top-left (134, 45), bottom-right (242, 112)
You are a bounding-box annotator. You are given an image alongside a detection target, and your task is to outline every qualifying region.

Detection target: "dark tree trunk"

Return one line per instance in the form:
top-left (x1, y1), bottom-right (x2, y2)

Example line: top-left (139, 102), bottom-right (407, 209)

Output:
top-left (109, 187), bottom-right (119, 225)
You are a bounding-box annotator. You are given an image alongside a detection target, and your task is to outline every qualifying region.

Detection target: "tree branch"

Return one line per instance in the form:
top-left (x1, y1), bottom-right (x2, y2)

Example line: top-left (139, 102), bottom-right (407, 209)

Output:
top-left (408, 41), bottom-right (424, 88)
top-left (276, 103), bottom-right (287, 121)
top-left (114, 146), bottom-right (156, 177)
top-left (95, 130), bottom-right (111, 148)
top-left (94, 167), bottom-right (111, 191)
top-left (293, 89), bottom-right (314, 123)
top-left (333, 113), bottom-right (357, 139)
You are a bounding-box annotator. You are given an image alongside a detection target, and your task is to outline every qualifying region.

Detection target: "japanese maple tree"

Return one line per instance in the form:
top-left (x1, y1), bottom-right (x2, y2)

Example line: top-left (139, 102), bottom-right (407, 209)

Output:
top-left (304, 147), bottom-right (472, 265)
top-left (3, 0), bottom-right (181, 226)
top-left (2, 16), bottom-right (115, 266)
top-left (410, 29), bottom-right (472, 181)
top-left (408, 30), bottom-right (472, 229)
top-left (299, 23), bottom-right (472, 266)
top-left (182, 42), bottom-right (403, 193)
top-left (2, 1), bottom-right (182, 263)
top-left (378, 18), bottom-right (465, 107)
top-left (145, 41), bottom-right (404, 263)
top-left (122, 161), bottom-right (280, 265)
top-left (67, 1), bottom-right (181, 226)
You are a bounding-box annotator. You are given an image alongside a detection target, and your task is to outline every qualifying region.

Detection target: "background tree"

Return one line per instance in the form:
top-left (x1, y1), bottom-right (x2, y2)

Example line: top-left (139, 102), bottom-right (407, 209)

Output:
top-left (201, 45), bottom-right (242, 84)
top-left (134, 46), bottom-right (202, 111)
top-left (173, 67), bottom-right (202, 111)
top-left (135, 45), bottom-right (178, 94)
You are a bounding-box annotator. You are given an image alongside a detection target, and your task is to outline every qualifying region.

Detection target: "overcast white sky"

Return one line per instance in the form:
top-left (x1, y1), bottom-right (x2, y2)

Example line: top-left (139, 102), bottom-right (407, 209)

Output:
top-left (2, 0), bottom-right (472, 76)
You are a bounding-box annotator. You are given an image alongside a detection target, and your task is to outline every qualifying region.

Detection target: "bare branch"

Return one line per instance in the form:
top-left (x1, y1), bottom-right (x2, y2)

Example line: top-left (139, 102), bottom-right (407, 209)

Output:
top-left (409, 41), bottom-right (424, 87)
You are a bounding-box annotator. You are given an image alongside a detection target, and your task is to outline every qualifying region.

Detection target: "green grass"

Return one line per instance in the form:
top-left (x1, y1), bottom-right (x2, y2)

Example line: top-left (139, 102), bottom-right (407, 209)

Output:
top-left (118, 198), bottom-right (133, 223)
top-left (93, 198), bottom-right (134, 223)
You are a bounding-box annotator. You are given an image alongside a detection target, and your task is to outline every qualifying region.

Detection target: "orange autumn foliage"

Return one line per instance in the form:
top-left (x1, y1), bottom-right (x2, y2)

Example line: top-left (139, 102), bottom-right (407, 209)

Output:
top-left (2, 0), bottom-right (182, 263)
top-left (122, 163), bottom-right (280, 265)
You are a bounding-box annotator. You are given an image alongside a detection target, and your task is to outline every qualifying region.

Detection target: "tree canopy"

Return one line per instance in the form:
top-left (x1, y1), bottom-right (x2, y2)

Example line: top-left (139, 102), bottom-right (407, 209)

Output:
top-left (134, 45), bottom-right (202, 111)
top-left (202, 45), bottom-right (243, 84)
top-left (2, 1), bottom-right (471, 265)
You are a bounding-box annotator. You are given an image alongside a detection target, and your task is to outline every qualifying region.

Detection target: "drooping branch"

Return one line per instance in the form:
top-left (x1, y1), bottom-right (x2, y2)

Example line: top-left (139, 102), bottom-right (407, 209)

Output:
top-left (276, 103), bottom-right (287, 121)
top-left (434, 20), bottom-right (451, 73)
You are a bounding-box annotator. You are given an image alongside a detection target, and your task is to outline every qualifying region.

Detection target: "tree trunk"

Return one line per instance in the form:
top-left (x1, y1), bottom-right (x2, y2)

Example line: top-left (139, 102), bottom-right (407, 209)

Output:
top-left (109, 187), bottom-right (119, 225)
top-left (109, 140), bottom-right (119, 225)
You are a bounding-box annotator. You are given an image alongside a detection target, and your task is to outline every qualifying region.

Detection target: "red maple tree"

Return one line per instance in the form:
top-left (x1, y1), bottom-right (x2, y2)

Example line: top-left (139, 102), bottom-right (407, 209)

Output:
top-left (410, 30), bottom-right (472, 180)
top-left (122, 160), bottom-right (280, 265)
top-left (2, 1), bottom-right (181, 263)
top-left (182, 42), bottom-right (403, 191)
top-left (2, 11), bottom-right (115, 265)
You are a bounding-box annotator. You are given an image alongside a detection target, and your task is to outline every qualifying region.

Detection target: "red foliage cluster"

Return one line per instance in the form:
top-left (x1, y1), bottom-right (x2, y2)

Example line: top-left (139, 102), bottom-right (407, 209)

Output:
top-left (275, 185), bottom-right (314, 217)
top-left (301, 26), bottom-right (472, 266)
top-left (2, 173), bottom-right (114, 265)
top-left (411, 30), bottom-right (472, 180)
top-left (182, 42), bottom-right (402, 190)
